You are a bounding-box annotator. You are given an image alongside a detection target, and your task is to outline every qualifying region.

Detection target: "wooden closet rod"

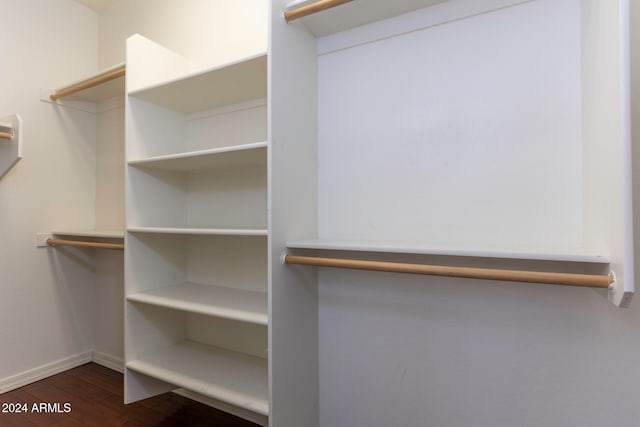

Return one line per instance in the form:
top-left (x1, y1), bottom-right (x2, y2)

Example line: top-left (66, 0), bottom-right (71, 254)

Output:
top-left (47, 238), bottom-right (124, 251)
top-left (284, 255), bottom-right (613, 288)
top-left (0, 131), bottom-right (12, 140)
top-left (284, 0), bottom-right (353, 22)
top-left (50, 65), bottom-right (126, 101)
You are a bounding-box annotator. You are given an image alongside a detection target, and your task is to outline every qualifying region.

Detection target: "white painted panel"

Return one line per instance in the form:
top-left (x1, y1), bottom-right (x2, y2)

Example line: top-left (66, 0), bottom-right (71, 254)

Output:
top-left (187, 102), bottom-right (268, 152)
top-left (126, 233), bottom-right (187, 294)
top-left (318, 0), bottom-right (583, 250)
top-left (269, 0), bottom-right (320, 425)
top-left (581, 0), bottom-right (634, 306)
top-left (127, 166), bottom-right (188, 227)
top-left (126, 97), bottom-right (186, 159)
top-left (187, 235), bottom-right (268, 293)
top-left (187, 314), bottom-right (268, 360)
top-left (186, 165), bottom-right (267, 229)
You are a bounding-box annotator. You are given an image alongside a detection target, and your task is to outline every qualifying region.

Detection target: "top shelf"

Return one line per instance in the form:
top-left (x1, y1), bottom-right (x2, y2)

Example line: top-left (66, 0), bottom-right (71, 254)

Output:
top-left (49, 63), bottom-right (126, 102)
top-left (284, 0), bottom-right (532, 38)
top-left (128, 53), bottom-right (267, 114)
top-left (284, 0), bottom-right (447, 36)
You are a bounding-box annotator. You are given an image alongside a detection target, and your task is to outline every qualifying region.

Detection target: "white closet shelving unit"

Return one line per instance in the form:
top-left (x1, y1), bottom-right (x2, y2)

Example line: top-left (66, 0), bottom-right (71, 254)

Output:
top-left (124, 35), bottom-right (269, 424)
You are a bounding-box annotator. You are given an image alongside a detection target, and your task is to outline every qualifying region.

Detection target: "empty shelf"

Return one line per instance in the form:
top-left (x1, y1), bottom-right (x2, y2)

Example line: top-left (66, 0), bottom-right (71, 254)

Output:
top-left (127, 282), bottom-right (268, 325)
top-left (284, 0), bottom-right (449, 37)
top-left (52, 229), bottom-right (125, 239)
top-left (286, 239), bottom-right (610, 263)
top-left (127, 341), bottom-right (268, 415)
top-left (127, 142), bottom-right (268, 172)
top-left (128, 227), bottom-right (268, 237)
top-left (129, 53), bottom-right (267, 113)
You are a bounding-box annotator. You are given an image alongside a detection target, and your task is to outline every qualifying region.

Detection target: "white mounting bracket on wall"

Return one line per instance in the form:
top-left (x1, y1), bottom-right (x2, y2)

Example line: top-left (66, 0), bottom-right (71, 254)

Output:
top-left (0, 114), bottom-right (23, 179)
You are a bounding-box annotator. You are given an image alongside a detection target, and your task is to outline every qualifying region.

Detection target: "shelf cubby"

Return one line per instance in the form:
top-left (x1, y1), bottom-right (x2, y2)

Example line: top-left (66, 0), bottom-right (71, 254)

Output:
top-left (125, 304), bottom-right (268, 415)
top-left (127, 161), bottom-right (267, 230)
top-left (126, 233), bottom-right (267, 295)
top-left (127, 340), bottom-right (268, 415)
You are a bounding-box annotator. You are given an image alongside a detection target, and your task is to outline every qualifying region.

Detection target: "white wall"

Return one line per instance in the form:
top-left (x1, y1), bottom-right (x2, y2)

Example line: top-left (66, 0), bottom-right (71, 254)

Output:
top-left (98, 0), bottom-right (267, 69)
top-left (0, 0), bottom-right (99, 387)
top-left (317, 4), bottom-right (640, 427)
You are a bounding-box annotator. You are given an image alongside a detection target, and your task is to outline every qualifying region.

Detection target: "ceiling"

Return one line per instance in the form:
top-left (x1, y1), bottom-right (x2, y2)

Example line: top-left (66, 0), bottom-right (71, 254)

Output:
top-left (73, 0), bottom-right (117, 12)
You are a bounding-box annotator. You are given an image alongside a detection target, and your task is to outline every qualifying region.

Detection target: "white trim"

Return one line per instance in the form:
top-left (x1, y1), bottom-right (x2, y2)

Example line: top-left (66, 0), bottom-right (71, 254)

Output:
top-left (92, 351), bottom-right (125, 373)
top-left (0, 351), bottom-right (92, 394)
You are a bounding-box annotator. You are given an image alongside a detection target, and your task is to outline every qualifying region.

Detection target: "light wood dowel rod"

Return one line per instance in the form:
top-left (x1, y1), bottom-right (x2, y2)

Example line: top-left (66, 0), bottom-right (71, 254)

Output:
top-left (284, 255), bottom-right (613, 288)
top-left (284, 0), bottom-right (353, 22)
top-left (0, 131), bottom-right (12, 140)
top-left (47, 238), bottom-right (124, 251)
top-left (50, 65), bottom-right (126, 101)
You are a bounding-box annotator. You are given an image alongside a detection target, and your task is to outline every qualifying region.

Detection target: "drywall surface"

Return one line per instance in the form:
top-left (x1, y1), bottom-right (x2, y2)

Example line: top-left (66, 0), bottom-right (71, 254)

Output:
top-left (317, 3), bottom-right (640, 427)
top-left (98, 0), bottom-right (268, 69)
top-left (0, 0), bottom-right (98, 385)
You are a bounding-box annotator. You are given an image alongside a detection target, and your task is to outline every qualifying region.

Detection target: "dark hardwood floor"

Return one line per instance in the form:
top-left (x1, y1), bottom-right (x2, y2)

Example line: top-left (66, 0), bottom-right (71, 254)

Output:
top-left (0, 363), bottom-right (262, 426)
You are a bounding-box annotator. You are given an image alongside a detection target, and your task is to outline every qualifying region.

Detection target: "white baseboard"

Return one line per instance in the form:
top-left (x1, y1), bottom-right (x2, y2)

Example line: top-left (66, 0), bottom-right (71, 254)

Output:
top-left (0, 351), bottom-right (92, 394)
top-left (92, 351), bottom-right (124, 373)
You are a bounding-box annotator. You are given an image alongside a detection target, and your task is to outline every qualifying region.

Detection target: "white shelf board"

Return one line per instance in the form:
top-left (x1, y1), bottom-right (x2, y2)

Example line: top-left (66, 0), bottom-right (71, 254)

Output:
top-left (126, 340), bottom-right (268, 416)
top-left (52, 229), bottom-right (125, 239)
top-left (285, 0), bottom-right (449, 37)
top-left (127, 282), bottom-right (268, 325)
top-left (127, 226), bottom-right (268, 237)
top-left (127, 142), bottom-right (268, 172)
top-left (128, 53), bottom-right (267, 114)
top-left (286, 239), bottom-right (611, 263)
top-left (51, 62), bottom-right (125, 102)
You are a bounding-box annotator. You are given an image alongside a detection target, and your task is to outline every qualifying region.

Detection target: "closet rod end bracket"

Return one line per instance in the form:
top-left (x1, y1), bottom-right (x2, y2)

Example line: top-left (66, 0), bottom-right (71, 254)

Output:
top-left (35, 233), bottom-right (53, 248)
top-left (607, 271), bottom-right (617, 293)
